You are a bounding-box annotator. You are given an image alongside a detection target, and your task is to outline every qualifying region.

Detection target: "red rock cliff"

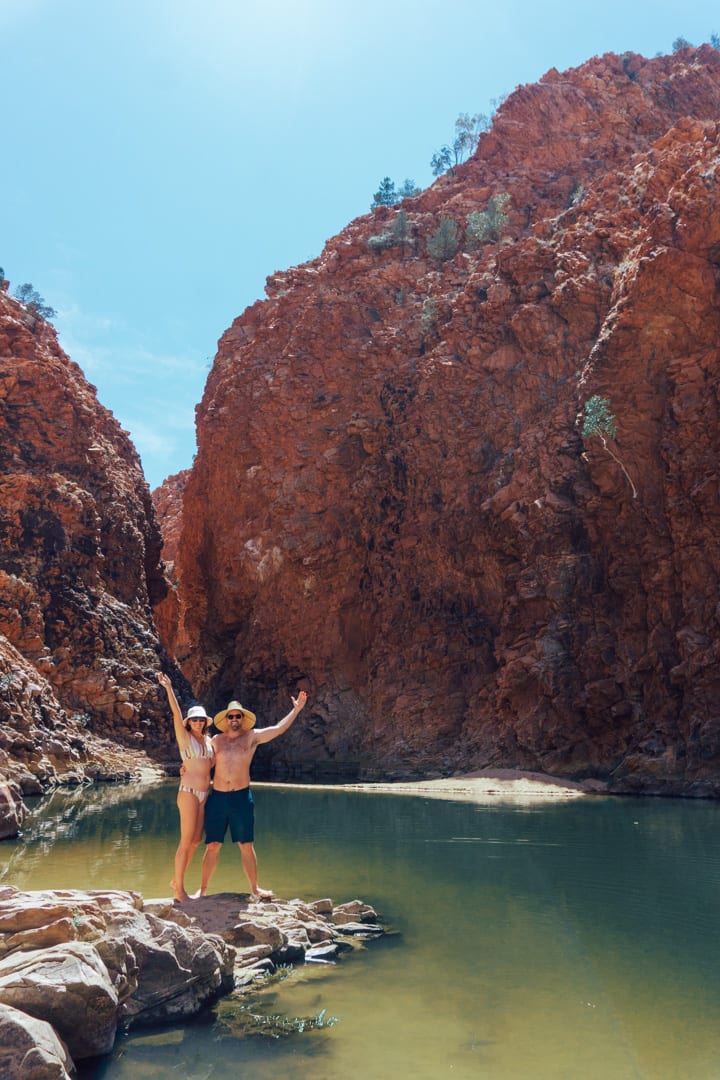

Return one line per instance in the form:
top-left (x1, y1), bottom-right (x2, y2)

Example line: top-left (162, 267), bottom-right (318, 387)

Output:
top-left (171, 48), bottom-right (720, 794)
top-left (0, 289), bottom-right (179, 790)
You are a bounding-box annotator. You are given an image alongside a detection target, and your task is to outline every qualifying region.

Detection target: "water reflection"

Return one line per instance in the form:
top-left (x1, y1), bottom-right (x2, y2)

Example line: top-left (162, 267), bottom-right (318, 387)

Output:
top-left (2, 784), bottom-right (720, 1079)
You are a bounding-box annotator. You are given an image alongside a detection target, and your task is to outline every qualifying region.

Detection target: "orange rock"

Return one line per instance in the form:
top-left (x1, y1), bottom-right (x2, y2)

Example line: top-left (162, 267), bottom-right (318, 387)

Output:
top-left (164, 48), bottom-right (720, 793)
top-left (0, 290), bottom-right (179, 787)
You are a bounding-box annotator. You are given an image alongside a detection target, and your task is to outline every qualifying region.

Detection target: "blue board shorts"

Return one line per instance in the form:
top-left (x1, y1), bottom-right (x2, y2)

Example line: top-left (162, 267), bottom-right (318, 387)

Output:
top-left (204, 787), bottom-right (255, 844)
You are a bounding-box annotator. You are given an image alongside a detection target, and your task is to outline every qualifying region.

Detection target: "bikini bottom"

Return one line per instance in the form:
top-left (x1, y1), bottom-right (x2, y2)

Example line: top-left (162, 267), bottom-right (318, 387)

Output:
top-left (178, 784), bottom-right (209, 804)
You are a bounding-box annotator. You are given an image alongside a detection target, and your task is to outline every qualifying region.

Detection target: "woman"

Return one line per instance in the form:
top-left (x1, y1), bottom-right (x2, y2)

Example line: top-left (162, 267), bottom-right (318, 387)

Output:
top-left (157, 672), bottom-right (214, 902)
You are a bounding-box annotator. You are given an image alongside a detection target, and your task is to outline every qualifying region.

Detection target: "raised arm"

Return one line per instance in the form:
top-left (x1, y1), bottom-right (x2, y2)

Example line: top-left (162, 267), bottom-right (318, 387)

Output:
top-left (254, 691), bottom-right (308, 745)
top-left (157, 672), bottom-right (187, 750)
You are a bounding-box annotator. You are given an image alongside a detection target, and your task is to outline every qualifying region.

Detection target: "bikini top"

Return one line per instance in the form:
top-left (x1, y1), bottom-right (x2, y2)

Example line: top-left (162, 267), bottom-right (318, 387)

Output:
top-left (180, 734), bottom-right (214, 762)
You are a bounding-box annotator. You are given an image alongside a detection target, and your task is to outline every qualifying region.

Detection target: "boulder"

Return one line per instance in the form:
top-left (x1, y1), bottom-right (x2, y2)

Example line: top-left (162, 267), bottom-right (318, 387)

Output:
top-left (0, 1002), bottom-right (74, 1080)
top-left (331, 899), bottom-right (378, 924)
top-left (0, 940), bottom-right (119, 1059)
top-left (110, 908), bottom-right (235, 1027)
top-left (0, 886), bottom-right (235, 1032)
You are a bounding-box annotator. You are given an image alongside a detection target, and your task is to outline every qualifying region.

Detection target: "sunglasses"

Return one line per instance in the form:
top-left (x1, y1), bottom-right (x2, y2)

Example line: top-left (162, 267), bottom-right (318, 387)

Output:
top-left (188, 716), bottom-right (206, 722)
top-left (226, 713), bottom-right (244, 719)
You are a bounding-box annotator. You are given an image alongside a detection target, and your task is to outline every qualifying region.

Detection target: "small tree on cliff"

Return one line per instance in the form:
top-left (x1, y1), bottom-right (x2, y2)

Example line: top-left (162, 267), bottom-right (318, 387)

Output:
top-left (368, 210), bottom-right (413, 256)
top-left (371, 177), bottom-right (421, 210)
top-left (13, 282), bottom-right (56, 322)
top-left (431, 112), bottom-right (489, 177)
top-left (466, 193), bottom-right (511, 245)
top-left (581, 395), bottom-right (637, 498)
top-left (427, 217), bottom-right (460, 262)
top-left (371, 177), bottom-right (398, 208)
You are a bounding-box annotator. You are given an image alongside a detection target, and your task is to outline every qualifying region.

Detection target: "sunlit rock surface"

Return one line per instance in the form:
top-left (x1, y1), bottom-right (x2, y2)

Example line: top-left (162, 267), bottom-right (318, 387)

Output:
top-left (0, 1001), bottom-right (74, 1080)
top-left (0, 886), bottom-right (383, 1074)
top-left (166, 48), bottom-right (720, 794)
top-left (0, 287), bottom-right (181, 788)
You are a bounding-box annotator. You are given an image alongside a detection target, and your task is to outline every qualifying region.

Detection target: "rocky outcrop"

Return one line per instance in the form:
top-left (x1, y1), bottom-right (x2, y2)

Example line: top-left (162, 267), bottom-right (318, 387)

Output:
top-left (0, 886), bottom-right (383, 1076)
top-left (151, 470), bottom-right (190, 663)
top-left (0, 775), bottom-right (25, 840)
top-left (0, 1002), bottom-right (74, 1080)
top-left (0, 886), bottom-right (235, 1065)
top-left (0, 289), bottom-right (185, 789)
top-left (152, 470), bottom-right (188, 569)
top-left (167, 47), bottom-right (720, 794)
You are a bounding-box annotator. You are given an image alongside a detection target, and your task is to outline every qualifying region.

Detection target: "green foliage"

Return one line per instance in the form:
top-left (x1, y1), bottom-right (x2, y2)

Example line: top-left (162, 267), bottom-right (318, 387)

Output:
top-left (0, 672), bottom-right (20, 694)
top-left (466, 193), bottom-right (511, 245)
top-left (420, 298), bottom-right (438, 336)
top-left (430, 146), bottom-right (453, 178)
top-left (397, 178), bottom-right (421, 198)
top-left (672, 36), bottom-right (693, 51)
top-left (371, 177), bottom-right (420, 210)
top-left (581, 395), bottom-right (617, 441)
top-left (711, 32), bottom-right (720, 48)
top-left (426, 217), bottom-right (459, 261)
top-left (371, 177), bottom-right (398, 209)
top-left (569, 182), bottom-right (586, 207)
top-left (368, 232), bottom-right (394, 252)
top-left (13, 282), bottom-right (57, 322)
top-left (431, 112), bottom-right (489, 176)
top-left (581, 395), bottom-right (637, 498)
top-left (215, 983), bottom-right (340, 1040)
top-left (368, 210), bottom-right (413, 255)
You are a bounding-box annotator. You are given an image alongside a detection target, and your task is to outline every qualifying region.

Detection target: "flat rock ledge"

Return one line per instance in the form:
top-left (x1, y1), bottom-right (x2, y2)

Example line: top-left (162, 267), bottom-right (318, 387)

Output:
top-left (0, 887), bottom-right (384, 1079)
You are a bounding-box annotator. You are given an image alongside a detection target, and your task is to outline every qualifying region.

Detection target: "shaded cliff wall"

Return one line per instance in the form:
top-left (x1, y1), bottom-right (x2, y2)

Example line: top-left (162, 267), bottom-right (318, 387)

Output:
top-left (171, 48), bottom-right (720, 793)
top-left (151, 470), bottom-right (189, 658)
top-left (0, 288), bottom-right (179, 789)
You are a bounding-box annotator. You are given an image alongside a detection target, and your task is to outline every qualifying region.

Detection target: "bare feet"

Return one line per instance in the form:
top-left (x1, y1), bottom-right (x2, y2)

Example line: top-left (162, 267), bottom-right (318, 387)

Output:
top-left (170, 879), bottom-right (190, 903)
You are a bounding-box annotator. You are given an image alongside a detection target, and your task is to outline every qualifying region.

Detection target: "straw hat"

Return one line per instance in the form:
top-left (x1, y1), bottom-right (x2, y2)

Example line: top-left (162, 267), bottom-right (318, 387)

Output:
top-left (213, 700), bottom-right (256, 732)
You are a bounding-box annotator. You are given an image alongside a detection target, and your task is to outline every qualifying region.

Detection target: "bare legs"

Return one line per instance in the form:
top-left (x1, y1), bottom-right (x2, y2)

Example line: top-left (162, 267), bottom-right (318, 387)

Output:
top-left (199, 842), bottom-right (222, 896)
top-left (198, 840), bottom-right (274, 898)
top-left (171, 790), bottom-right (206, 902)
top-left (240, 842), bottom-right (274, 898)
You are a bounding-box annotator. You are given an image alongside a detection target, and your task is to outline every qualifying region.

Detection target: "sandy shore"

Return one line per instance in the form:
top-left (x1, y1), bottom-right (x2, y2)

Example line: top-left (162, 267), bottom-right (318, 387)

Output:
top-left (258, 769), bottom-right (607, 806)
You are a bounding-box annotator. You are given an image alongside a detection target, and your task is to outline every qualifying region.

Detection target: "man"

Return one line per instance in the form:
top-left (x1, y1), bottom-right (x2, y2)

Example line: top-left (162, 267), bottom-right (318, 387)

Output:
top-left (198, 689), bottom-right (308, 898)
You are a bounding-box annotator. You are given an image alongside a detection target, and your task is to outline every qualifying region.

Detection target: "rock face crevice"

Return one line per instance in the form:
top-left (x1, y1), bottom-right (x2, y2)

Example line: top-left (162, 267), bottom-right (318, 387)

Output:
top-left (161, 48), bottom-right (720, 794)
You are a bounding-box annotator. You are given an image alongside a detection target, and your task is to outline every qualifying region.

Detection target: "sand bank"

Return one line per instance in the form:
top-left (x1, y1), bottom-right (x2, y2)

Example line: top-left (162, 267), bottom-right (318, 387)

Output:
top-left (258, 769), bottom-right (607, 807)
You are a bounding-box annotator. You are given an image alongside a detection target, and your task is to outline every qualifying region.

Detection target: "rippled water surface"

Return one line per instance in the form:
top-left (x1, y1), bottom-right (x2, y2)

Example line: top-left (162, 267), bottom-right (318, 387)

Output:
top-left (2, 781), bottom-right (720, 1079)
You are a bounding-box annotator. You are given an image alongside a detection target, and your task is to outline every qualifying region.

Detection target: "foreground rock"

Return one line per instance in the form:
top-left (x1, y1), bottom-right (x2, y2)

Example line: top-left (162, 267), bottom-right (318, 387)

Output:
top-left (0, 1002), bottom-right (74, 1080)
top-left (0, 886), bottom-right (384, 1077)
top-left (147, 891), bottom-right (383, 973)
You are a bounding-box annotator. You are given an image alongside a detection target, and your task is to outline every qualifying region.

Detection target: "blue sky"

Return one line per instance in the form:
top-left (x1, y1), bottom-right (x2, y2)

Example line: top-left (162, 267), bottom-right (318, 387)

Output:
top-left (1, 0), bottom-right (717, 489)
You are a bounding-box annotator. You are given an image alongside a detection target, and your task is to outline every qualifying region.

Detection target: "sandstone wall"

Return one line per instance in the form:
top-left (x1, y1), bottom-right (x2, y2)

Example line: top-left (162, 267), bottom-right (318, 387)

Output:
top-left (169, 48), bottom-right (720, 793)
top-left (0, 289), bottom-right (180, 791)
